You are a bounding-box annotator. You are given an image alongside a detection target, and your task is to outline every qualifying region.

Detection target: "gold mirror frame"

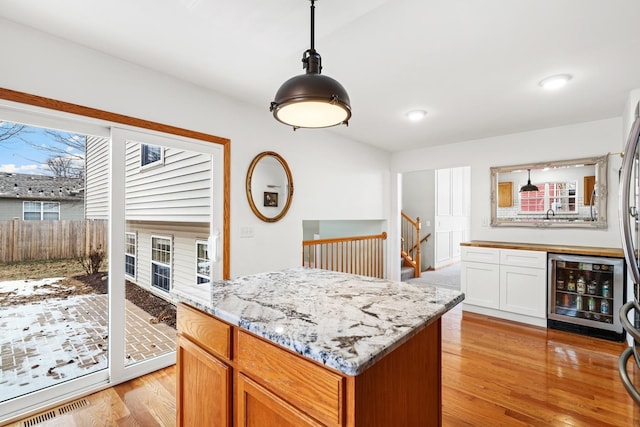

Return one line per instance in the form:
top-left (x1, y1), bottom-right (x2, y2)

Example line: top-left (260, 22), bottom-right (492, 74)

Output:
top-left (246, 151), bottom-right (294, 223)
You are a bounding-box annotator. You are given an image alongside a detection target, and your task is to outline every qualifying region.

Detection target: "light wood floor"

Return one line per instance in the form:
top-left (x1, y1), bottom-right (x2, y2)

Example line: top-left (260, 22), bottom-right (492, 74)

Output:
top-left (10, 304), bottom-right (640, 426)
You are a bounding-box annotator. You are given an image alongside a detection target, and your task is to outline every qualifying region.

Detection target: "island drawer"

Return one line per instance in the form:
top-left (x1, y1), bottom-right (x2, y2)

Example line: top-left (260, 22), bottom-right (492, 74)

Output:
top-left (177, 303), bottom-right (231, 360)
top-left (237, 330), bottom-right (344, 426)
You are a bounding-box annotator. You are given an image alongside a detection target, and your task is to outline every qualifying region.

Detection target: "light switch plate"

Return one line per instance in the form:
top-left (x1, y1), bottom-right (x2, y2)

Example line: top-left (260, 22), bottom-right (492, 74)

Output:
top-left (240, 226), bottom-right (254, 238)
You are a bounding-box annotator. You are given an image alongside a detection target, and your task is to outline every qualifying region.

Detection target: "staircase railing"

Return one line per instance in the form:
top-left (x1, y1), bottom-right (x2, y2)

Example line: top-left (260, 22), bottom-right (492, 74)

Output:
top-left (401, 212), bottom-right (422, 278)
top-left (302, 232), bottom-right (387, 278)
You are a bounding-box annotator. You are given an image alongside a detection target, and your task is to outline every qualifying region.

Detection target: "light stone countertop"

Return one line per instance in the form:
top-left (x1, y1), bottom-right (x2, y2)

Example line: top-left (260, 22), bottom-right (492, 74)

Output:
top-left (173, 267), bottom-right (464, 376)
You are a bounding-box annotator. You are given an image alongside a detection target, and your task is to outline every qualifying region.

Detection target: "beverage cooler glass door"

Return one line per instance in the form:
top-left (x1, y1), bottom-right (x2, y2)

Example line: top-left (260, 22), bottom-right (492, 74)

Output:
top-left (548, 254), bottom-right (625, 335)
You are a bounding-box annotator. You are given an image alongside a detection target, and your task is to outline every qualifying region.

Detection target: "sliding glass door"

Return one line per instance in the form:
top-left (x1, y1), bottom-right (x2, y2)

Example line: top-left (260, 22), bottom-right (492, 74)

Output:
top-left (110, 127), bottom-right (224, 381)
top-left (0, 103), bottom-right (225, 423)
top-left (0, 112), bottom-right (112, 421)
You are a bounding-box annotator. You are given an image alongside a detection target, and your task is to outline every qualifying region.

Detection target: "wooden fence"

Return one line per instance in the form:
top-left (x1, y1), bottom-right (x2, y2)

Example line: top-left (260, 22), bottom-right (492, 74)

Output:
top-left (0, 219), bottom-right (108, 263)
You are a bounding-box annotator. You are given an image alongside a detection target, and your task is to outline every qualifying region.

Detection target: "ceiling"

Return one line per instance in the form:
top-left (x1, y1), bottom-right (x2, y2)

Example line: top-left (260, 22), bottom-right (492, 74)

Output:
top-left (1, 0), bottom-right (640, 153)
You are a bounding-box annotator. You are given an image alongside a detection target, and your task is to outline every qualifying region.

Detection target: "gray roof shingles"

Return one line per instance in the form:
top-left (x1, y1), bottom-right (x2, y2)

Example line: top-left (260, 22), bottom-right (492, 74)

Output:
top-left (0, 173), bottom-right (84, 201)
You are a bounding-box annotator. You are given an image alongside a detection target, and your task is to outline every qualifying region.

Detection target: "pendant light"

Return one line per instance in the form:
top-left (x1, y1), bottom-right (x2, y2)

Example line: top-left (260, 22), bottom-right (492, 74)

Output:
top-left (520, 169), bottom-right (539, 192)
top-left (270, 0), bottom-right (351, 129)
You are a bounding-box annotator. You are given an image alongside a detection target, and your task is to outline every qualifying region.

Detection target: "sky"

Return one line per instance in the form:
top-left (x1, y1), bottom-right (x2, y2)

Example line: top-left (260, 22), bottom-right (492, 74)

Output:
top-left (0, 121), bottom-right (84, 176)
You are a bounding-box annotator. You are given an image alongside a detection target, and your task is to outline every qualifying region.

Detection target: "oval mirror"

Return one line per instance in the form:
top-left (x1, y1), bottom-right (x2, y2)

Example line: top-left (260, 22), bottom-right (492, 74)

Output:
top-left (246, 151), bottom-right (294, 223)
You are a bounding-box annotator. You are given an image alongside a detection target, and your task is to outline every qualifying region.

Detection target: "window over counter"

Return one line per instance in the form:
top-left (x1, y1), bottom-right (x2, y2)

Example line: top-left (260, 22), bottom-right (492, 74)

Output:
top-left (520, 181), bottom-right (577, 213)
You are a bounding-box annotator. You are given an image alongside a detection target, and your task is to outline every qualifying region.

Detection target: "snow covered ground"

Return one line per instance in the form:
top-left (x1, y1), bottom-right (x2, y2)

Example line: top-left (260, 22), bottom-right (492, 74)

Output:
top-left (0, 278), bottom-right (175, 402)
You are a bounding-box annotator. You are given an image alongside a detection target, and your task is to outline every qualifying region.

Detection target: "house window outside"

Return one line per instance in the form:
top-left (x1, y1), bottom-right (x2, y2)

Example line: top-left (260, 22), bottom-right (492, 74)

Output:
top-left (125, 232), bottom-right (136, 278)
top-left (196, 240), bottom-right (210, 285)
top-left (520, 182), bottom-right (577, 213)
top-left (151, 236), bottom-right (171, 292)
top-left (23, 201), bottom-right (60, 220)
top-left (140, 144), bottom-right (163, 167)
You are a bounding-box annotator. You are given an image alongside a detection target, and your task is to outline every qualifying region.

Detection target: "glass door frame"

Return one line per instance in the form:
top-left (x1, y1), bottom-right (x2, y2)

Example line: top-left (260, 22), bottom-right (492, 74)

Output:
top-left (0, 89), bottom-right (230, 424)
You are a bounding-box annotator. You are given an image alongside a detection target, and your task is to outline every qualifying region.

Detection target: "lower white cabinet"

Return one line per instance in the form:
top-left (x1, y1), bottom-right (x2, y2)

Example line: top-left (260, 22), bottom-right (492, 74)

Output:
top-left (461, 246), bottom-right (547, 327)
top-left (461, 261), bottom-right (499, 309)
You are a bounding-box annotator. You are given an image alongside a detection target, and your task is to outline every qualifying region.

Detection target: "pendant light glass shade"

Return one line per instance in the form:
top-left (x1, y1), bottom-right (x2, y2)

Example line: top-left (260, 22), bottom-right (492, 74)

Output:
top-left (520, 169), bottom-right (539, 192)
top-left (270, 0), bottom-right (351, 129)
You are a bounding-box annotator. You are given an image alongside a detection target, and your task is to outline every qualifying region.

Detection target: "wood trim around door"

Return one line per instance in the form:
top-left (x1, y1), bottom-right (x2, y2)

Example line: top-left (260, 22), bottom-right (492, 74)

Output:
top-left (0, 87), bottom-right (231, 279)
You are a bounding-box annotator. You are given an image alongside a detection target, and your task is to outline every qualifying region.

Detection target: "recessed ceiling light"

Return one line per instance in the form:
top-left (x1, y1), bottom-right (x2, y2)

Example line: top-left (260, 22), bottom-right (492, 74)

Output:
top-left (539, 74), bottom-right (572, 90)
top-left (406, 110), bottom-right (427, 121)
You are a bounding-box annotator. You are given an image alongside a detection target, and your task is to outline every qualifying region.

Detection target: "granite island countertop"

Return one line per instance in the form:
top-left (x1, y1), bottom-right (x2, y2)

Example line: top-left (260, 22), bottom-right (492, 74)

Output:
top-left (173, 267), bottom-right (464, 376)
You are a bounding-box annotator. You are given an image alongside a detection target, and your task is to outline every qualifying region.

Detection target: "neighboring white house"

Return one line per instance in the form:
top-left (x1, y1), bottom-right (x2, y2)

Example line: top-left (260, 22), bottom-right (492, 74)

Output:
top-left (85, 136), bottom-right (214, 302)
top-left (0, 173), bottom-right (84, 221)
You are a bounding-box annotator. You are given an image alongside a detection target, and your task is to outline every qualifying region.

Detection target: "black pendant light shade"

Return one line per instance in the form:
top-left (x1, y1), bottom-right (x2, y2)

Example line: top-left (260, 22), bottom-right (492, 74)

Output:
top-left (520, 169), bottom-right (539, 192)
top-left (270, 0), bottom-right (351, 129)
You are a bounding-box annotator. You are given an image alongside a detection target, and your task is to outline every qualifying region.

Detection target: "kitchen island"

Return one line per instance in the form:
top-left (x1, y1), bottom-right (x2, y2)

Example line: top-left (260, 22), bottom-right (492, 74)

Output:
top-left (174, 268), bottom-right (464, 426)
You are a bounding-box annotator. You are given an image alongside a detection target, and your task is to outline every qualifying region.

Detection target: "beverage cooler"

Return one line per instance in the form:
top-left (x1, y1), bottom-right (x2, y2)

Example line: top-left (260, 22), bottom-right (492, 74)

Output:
top-left (547, 253), bottom-right (626, 342)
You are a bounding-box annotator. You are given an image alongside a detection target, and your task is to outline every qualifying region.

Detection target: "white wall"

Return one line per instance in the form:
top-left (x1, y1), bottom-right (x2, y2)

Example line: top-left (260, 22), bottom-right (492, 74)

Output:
top-left (0, 18), bottom-right (391, 278)
top-left (392, 117), bottom-right (624, 251)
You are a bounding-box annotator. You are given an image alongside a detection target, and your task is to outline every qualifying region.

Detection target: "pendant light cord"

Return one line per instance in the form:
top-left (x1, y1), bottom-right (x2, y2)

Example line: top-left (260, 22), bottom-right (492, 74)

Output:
top-left (310, 0), bottom-right (315, 52)
top-left (302, 0), bottom-right (321, 74)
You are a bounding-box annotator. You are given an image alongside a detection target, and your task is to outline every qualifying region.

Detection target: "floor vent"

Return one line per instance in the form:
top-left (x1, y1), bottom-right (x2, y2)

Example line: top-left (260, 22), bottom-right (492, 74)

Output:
top-left (22, 398), bottom-right (90, 426)
top-left (22, 411), bottom-right (55, 427)
top-left (57, 398), bottom-right (89, 414)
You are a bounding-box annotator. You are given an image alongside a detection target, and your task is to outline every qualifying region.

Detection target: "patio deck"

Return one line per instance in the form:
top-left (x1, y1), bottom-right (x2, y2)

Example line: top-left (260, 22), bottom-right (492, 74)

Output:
top-left (0, 294), bottom-right (176, 402)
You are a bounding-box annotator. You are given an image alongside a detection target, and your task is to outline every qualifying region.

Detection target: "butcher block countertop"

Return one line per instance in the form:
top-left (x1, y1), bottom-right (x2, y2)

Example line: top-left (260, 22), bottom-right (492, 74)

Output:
top-left (461, 240), bottom-right (624, 258)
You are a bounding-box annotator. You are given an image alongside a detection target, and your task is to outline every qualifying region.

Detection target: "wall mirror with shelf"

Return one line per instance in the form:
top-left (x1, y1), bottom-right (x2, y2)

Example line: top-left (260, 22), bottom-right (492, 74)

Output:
top-left (490, 155), bottom-right (608, 228)
top-left (246, 151), bottom-right (294, 223)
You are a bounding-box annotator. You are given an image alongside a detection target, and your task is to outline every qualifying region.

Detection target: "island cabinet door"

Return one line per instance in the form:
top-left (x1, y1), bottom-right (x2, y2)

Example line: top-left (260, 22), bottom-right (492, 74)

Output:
top-left (236, 374), bottom-right (325, 427)
top-left (176, 336), bottom-right (231, 427)
top-left (236, 331), bottom-right (344, 426)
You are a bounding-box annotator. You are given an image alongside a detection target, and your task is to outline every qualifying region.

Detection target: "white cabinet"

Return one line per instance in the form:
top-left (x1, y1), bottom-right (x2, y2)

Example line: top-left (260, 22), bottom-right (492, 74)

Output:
top-left (461, 247), bottom-right (500, 309)
top-left (461, 246), bottom-right (547, 327)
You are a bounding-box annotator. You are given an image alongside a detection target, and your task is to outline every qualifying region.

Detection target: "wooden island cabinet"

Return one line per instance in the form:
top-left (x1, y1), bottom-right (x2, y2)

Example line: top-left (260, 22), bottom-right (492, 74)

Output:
top-left (177, 303), bottom-right (443, 426)
top-left (174, 268), bottom-right (463, 427)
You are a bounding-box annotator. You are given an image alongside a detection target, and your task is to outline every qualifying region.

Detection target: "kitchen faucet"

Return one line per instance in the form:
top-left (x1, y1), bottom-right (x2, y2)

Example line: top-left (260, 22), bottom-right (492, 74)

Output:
top-left (546, 209), bottom-right (555, 220)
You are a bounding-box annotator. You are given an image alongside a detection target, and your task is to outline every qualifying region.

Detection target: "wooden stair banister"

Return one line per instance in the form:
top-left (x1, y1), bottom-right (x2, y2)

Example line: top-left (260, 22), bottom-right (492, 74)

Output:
top-left (408, 233), bottom-right (431, 256)
top-left (401, 212), bottom-right (422, 278)
top-left (302, 232), bottom-right (387, 278)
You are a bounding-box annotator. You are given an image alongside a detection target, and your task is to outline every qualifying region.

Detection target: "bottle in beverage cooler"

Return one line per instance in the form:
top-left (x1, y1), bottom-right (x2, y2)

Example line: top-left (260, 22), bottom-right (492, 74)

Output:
top-left (587, 280), bottom-right (597, 295)
top-left (576, 276), bottom-right (586, 294)
top-left (576, 296), bottom-right (583, 311)
top-left (602, 281), bottom-right (610, 298)
top-left (587, 297), bottom-right (596, 312)
top-left (600, 299), bottom-right (609, 315)
top-left (567, 273), bottom-right (576, 292)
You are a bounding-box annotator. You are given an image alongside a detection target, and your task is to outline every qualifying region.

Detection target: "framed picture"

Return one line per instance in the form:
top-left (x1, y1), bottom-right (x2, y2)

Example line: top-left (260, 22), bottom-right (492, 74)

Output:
top-left (264, 192), bottom-right (278, 207)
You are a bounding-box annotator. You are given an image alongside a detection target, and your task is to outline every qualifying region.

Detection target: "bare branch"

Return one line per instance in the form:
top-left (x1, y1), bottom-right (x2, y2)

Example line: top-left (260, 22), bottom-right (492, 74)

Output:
top-left (0, 123), bottom-right (26, 143)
